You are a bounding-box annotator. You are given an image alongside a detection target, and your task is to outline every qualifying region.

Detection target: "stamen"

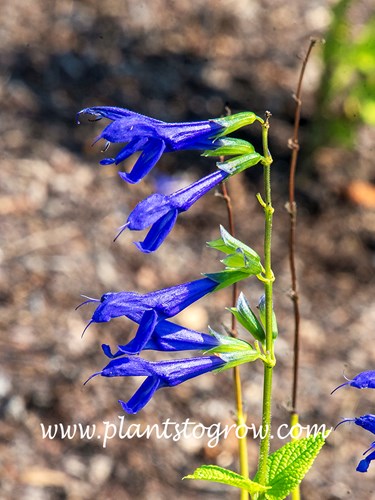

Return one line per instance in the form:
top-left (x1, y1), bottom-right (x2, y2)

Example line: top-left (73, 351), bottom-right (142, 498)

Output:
top-left (113, 222), bottom-right (130, 242)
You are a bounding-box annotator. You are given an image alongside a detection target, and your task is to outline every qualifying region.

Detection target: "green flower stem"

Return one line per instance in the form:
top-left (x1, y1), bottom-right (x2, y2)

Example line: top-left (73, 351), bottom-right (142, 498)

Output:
top-left (257, 114), bottom-right (275, 489)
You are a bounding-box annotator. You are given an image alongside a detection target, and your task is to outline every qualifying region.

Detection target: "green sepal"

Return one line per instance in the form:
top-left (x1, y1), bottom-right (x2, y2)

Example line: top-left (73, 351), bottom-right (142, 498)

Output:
top-left (258, 295), bottom-right (278, 339)
top-left (217, 152), bottom-right (263, 175)
top-left (228, 292), bottom-right (266, 344)
top-left (207, 225), bottom-right (262, 263)
top-left (205, 326), bottom-right (253, 354)
top-left (184, 465), bottom-right (269, 495)
top-left (253, 433), bottom-right (326, 500)
top-left (212, 112), bottom-right (260, 137)
top-left (202, 137), bottom-right (255, 157)
top-left (205, 269), bottom-right (252, 291)
top-left (215, 348), bottom-right (261, 371)
top-left (221, 248), bottom-right (263, 275)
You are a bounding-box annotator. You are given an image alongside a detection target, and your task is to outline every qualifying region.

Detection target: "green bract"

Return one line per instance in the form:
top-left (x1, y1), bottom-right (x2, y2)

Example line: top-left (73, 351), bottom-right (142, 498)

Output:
top-left (207, 225), bottom-right (264, 274)
top-left (228, 292), bottom-right (266, 344)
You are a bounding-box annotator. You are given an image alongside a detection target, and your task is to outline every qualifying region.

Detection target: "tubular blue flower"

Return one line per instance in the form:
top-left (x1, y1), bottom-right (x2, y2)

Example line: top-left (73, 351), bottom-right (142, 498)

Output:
top-left (101, 320), bottom-right (222, 358)
top-left (357, 444), bottom-right (375, 473)
top-left (77, 106), bottom-right (259, 183)
top-left (77, 106), bottom-right (225, 183)
top-left (335, 414), bottom-right (375, 435)
top-left (80, 277), bottom-right (219, 354)
top-left (331, 370), bottom-right (375, 394)
top-left (115, 169), bottom-right (229, 252)
top-left (86, 355), bottom-right (226, 413)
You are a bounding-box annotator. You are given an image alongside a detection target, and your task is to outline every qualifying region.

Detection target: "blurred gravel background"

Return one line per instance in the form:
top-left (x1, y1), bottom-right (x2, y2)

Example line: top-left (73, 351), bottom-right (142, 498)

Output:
top-left (1, 0), bottom-right (374, 499)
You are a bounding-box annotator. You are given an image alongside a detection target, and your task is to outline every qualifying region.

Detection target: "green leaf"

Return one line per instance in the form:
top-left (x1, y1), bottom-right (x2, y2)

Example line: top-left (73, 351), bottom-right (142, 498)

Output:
top-left (202, 137), bottom-right (255, 157)
top-left (228, 292), bottom-right (265, 344)
top-left (184, 465), bottom-right (269, 495)
top-left (218, 153), bottom-right (262, 175)
top-left (212, 112), bottom-right (260, 137)
top-left (254, 433), bottom-right (326, 500)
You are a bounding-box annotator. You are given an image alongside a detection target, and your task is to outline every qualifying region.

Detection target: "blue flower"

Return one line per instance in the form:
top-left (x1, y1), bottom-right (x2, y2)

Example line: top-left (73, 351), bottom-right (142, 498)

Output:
top-left (331, 370), bottom-right (375, 394)
top-left (101, 320), bottom-right (222, 358)
top-left (77, 106), bottom-right (224, 183)
top-left (86, 354), bottom-right (227, 413)
top-left (79, 277), bottom-right (219, 354)
top-left (77, 106), bottom-right (259, 183)
top-left (115, 169), bottom-right (229, 252)
top-left (357, 444), bottom-right (375, 473)
top-left (335, 414), bottom-right (375, 435)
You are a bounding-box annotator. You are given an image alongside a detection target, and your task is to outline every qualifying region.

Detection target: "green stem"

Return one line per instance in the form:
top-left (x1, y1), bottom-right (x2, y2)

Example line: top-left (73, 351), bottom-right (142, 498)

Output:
top-left (257, 114), bottom-right (275, 488)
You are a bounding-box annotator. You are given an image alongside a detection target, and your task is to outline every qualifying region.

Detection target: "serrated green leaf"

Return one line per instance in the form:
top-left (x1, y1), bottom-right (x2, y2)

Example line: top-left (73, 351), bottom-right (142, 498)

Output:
top-left (254, 433), bottom-right (326, 500)
top-left (184, 465), bottom-right (269, 495)
top-left (228, 292), bottom-right (265, 344)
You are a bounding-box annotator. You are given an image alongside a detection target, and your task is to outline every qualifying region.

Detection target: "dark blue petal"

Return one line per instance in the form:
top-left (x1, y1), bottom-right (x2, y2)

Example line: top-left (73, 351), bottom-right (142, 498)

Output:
top-left (78, 106), bottom-right (163, 123)
top-left (118, 139), bottom-right (166, 184)
top-left (119, 377), bottom-right (161, 414)
top-left (355, 415), bottom-right (375, 435)
top-left (103, 320), bottom-right (220, 357)
top-left (99, 355), bottom-right (226, 413)
top-left (145, 277), bottom-right (217, 317)
top-left (135, 209), bottom-right (178, 253)
top-left (335, 415), bottom-right (375, 435)
top-left (126, 193), bottom-right (173, 231)
top-left (100, 356), bottom-right (154, 378)
top-left (357, 450), bottom-right (375, 473)
top-left (114, 136), bottom-right (149, 164)
top-left (86, 277), bottom-right (217, 327)
top-left (332, 370), bottom-right (375, 394)
top-left (168, 169), bottom-right (229, 211)
top-left (144, 321), bottom-right (220, 351)
top-left (161, 121), bottom-right (224, 150)
top-left (154, 356), bottom-right (225, 386)
top-left (100, 157), bottom-right (116, 165)
top-left (116, 309), bottom-right (158, 355)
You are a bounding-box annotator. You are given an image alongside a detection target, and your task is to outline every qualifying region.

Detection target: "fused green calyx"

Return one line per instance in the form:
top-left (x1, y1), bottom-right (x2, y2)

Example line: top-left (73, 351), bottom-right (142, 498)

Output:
top-left (258, 294), bottom-right (278, 339)
top-left (217, 152), bottom-right (263, 175)
top-left (202, 137), bottom-right (255, 157)
top-left (213, 111), bottom-right (262, 137)
top-left (228, 292), bottom-right (266, 344)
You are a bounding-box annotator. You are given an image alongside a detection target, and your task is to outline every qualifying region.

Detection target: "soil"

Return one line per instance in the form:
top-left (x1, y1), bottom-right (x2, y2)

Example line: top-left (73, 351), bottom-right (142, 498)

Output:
top-left (1, 1), bottom-right (374, 499)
